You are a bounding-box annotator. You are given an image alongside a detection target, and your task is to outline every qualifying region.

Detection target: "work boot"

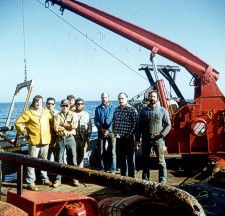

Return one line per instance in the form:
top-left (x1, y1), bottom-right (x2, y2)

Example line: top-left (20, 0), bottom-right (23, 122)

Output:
top-left (27, 184), bottom-right (38, 191)
top-left (53, 180), bottom-right (61, 188)
top-left (42, 180), bottom-right (52, 186)
top-left (73, 179), bottom-right (80, 187)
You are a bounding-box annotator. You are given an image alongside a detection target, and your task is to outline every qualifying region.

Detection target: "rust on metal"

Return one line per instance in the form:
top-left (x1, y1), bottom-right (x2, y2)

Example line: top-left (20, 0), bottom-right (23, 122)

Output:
top-left (0, 152), bottom-right (205, 216)
top-left (0, 200), bottom-right (28, 216)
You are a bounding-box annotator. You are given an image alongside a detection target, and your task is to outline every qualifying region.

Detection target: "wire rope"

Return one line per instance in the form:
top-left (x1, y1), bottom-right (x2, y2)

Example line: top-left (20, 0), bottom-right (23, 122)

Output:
top-left (22, 0), bottom-right (27, 81)
top-left (35, 0), bottom-right (148, 81)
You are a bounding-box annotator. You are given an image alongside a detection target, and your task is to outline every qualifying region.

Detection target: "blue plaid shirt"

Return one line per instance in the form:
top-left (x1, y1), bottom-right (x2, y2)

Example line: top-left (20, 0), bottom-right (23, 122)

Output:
top-left (112, 105), bottom-right (139, 137)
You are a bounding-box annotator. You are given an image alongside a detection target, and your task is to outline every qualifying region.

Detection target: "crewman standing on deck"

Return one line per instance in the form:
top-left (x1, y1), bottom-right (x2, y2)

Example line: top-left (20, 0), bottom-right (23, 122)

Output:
top-left (135, 90), bottom-right (171, 184)
top-left (65, 94), bottom-right (76, 164)
top-left (112, 92), bottom-right (139, 178)
top-left (15, 95), bottom-right (53, 191)
top-left (94, 92), bottom-right (116, 173)
top-left (67, 94), bottom-right (76, 112)
top-left (53, 99), bottom-right (79, 188)
top-left (74, 97), bottom-right (92, 168)
top-left (46, 97), bottom-right (59, 161)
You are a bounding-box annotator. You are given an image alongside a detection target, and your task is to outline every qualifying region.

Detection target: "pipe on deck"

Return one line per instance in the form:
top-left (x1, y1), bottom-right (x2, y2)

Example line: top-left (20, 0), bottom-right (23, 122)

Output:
top-left (0, 152), bottom-right (205, 216)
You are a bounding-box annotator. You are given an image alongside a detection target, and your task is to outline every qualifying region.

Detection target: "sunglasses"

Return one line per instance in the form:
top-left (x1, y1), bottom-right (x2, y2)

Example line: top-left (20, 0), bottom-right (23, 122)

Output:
top-left (47, 103), bottom-right (54, 105)
top-left (76, 103), bottom-right (84, 106)
top-left (61, 105), bottom-right (69, 107)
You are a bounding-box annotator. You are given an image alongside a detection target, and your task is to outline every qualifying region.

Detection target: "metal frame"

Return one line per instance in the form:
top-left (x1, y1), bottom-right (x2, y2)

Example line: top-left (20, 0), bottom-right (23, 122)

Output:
top-left (5, 80), bottom-right (34, 128)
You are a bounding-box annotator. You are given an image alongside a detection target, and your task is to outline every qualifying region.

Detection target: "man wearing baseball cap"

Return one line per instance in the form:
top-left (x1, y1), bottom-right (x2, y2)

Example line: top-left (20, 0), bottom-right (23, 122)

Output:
top-left (53, 99), bottom-right (79, 187)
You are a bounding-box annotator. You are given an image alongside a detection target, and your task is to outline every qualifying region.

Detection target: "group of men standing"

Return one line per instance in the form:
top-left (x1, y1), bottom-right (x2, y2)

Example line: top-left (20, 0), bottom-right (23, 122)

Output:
top-left (15, 94), bottom-right (92, 190)
top-left (95, 90), bottom-right (171, 183)
top-left (14, 90), bottom-right (171, 191)
top-left (95, 92), bottom-right (139, 178)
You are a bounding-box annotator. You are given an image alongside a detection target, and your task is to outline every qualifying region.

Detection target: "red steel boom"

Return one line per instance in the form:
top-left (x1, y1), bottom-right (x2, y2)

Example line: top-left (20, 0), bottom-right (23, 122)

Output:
top-left (50, 0), bottom-right (219, 82)
top-left (48, 0), bottom-right (225, 167)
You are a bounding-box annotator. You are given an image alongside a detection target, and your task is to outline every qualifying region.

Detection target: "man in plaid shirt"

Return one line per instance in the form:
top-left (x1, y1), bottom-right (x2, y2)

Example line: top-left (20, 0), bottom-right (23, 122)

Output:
top-left (112, 92), bottom-right (139, 177)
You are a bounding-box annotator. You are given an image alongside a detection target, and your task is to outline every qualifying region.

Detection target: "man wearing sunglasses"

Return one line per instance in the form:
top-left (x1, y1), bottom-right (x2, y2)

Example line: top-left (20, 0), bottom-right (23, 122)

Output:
top-left (74, 98), bottom-right (92, 170)
top-left (53, 99), bottom-right (78, 188)
top-left (46, 97), bottom-right (59, 116)
top-left (46, 97), bottom-right (59, 161)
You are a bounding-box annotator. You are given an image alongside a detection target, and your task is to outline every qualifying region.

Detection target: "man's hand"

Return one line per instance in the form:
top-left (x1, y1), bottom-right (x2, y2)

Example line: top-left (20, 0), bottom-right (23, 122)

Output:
top-left (23, 129), bottom-right (28, 136)
top-left (154, 133), bottom-right (163, 140)
top-left (85, 133), bottom-right (91, 142)
top-left (135, 141), bottom-right (141, 150)
top-left (61, 122), bottom-right (72, 130)
top-left (101, 129), bottom-right (109, 137)
top-left (57, 125), bottom-right (65, 131)
top-left (125, 134), bottom-right (130, 138)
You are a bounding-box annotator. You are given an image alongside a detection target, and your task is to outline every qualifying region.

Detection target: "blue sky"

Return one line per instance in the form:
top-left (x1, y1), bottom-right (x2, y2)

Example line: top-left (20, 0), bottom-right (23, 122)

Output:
top-left (1, 0), bottom-right (225, 102)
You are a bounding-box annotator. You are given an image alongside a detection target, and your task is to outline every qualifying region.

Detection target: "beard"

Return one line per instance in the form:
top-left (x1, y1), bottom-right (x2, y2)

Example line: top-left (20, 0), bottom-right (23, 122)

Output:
top-left (149, 99), bottom-right (157, 105)
top-left (77, 107), bottom-right (84, 112)
top-left (103, 101), bottom-right (109, 106)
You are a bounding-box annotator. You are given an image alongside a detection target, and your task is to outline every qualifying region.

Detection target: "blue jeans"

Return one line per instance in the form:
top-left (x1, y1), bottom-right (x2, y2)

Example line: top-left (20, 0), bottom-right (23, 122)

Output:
top-left (48, 134), bottom-right (57, 161)
top-left (26, 144), bottom-right (49, 185)
top-left (142, 138), bottom-right (167, 183)
top-left (75, 136), bottom-right (88, 168)
top-left (48, 143), bottom-right (56, 161)
top-left (116, 135), bottom-right (136, 178)
top-left (55, 135), bottom-right (77, 181)
top-left (98, 131), bottom-right (117, 173)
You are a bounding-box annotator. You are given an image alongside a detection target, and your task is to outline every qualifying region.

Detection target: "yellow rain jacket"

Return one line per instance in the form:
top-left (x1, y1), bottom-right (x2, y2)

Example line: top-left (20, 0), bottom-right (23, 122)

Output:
top-left (15, 108), bottom-right (53, 145)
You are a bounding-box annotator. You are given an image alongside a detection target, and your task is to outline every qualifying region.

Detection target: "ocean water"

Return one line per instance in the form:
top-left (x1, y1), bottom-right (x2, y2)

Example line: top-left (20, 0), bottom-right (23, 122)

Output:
top-left (0, 99), bottom-right (192, 140)
top-left (0, 101), bottom-right (119, 140)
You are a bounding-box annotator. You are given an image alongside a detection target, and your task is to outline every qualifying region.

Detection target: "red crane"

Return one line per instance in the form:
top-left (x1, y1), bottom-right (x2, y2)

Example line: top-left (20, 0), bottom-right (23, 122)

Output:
top-left (48, 0), bottom-right (225, 168)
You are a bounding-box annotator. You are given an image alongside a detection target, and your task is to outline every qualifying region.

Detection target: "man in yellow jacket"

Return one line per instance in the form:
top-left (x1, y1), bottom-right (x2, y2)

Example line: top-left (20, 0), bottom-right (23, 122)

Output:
top-left (15, 95), bottom-right (53, 191)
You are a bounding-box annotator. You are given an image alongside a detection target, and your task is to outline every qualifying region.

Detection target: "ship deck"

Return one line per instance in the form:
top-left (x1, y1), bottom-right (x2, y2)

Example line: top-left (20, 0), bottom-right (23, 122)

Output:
top-left (0, 153), bottom-right (211, 202)
top-left (1, 153), bottom-right (225, 216)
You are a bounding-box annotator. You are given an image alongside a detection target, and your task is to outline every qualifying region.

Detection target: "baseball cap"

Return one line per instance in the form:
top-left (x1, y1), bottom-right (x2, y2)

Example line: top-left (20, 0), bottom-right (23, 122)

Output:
top-left (60, 99), bottom-right (70, 106)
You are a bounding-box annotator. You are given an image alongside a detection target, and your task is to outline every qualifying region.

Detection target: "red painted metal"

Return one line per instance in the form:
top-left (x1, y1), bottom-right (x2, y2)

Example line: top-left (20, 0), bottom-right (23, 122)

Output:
top-left (7, 190), bottom-right (99, 216)
top-left (62, 202), bottom-right (86, 216)
top-left (156, 79), bottom-right (174, 116)
top-left (50, 0), bottom-right (219, 83)
top-left (49, 0), bottom-right (225, 164)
